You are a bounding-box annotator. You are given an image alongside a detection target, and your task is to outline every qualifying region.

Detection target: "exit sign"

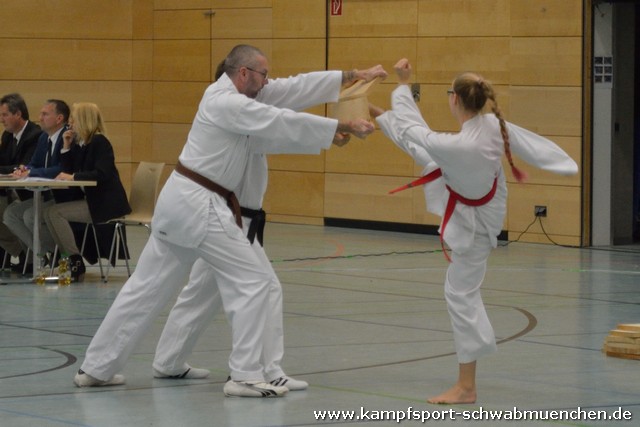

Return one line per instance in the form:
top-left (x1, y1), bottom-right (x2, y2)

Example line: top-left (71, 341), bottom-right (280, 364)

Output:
top-left (331, 0), bottom-right (343, 16)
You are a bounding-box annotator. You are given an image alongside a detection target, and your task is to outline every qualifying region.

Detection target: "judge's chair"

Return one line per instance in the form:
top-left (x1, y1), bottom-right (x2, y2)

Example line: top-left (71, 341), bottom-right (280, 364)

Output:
top-left (103, 161), bottom-right (165, 282)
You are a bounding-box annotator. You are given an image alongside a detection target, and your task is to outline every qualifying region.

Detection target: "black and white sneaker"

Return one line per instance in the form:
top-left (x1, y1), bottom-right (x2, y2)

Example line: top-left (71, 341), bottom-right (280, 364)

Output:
top-left (153, 364), bottom-right (210, 379)
top-left (269, 375), bottom-right (308, 391)
top-left (223, 376), bottom-right (288, 397)
top-left (73, 369), bottom-right (125, 387)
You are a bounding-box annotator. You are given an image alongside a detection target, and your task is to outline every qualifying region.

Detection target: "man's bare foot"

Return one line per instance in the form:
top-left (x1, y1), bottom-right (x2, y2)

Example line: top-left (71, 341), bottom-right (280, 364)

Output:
top-left (427, 384), bottom-right (476, 404)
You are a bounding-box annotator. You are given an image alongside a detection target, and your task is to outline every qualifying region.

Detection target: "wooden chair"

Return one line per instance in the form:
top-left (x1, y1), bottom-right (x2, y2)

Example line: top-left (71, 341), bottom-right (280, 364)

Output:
top-left (104, 161), bottom-right (165, 282)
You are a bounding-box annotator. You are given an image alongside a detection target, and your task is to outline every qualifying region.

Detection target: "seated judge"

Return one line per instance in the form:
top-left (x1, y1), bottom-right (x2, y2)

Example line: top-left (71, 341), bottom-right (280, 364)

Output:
top-left (43, 102), bottom-right (130, 282)
top-left (5, 99), bottom-right (80, 268)
top-left (0, 93), bottom-right (42, 272)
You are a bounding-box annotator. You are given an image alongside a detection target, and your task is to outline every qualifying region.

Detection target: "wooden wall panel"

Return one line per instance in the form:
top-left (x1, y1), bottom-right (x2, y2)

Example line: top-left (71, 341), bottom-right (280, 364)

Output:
top-left (507, 184), bottom-right (581, 246)
top-left (132, 122), bottom-right (154, 162)
top-left (266, 213), bottom-right (323, 226)
top-left (417, 38), bottom-right (511, 84)
top-left (107, 123), bottom-right (133, 163)
top-left (151, 123), bottom-right (190, 163)
top-left (263, 171), bottom-right (324, 218)
top-left (325, 130), bottom-right (415, 176)
top-left (153, 40), bottom-right (211, 82)
top-left (212, 0), bottom-right (272, 8)
top-left (211, 9), bottom-right (273, 39)
top-left (510, 0), bottom-right (582, 37)
top-left (155, 0), bottom-right (211, 9)
top-left (329, 0), bottom-right (418, 37)
top-left (509, 87), bottom-right (582, 136)
top-left (268, 152), bottom-right (326, 173)
top-left (0, 0), bottom-right (132, 39)
top-left (418, 0), bottom-right (510, 37)
top-left (271, 40), bottom-right (326, 75)
top-left (0, 40), bottom-right (133, 81)
top-left (510, 37), bottom-right (582, 86)
top-left (328, 38), bottom-right (417, 72)
top-left (154, 10), bottom-right (211, 39)
top-left (133, 1), bottom-right (154, 39)
top-left (152, 82), bottom-right (207, 123)
top-left (132, 81), bottom-right (153, 122)
top-left (273, 0), bottom-right (326, 38)
top-left (156, 0), bottom-right (273, 12)
top-left (325, 173), bottom-right (415, 223)
top-left (133, 41), bottom-right (154, 81)
top-left (70, 84), bottom-right (133, 123)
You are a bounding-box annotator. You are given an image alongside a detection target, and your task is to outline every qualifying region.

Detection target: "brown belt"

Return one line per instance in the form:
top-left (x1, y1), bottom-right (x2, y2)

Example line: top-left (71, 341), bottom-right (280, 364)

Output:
top-left (174, 161), bottom-right (242, 228)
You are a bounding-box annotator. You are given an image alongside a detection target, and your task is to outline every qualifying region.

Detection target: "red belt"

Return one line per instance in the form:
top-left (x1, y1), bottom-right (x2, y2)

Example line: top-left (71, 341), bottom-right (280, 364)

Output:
top-left (388, 168), bottom-right (442, 194)
top-left (389, 169), bottom-right (497, 262)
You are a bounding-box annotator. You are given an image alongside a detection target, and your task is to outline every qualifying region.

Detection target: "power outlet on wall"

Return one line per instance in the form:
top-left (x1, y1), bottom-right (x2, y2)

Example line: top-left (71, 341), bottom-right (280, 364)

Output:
top-left (534, 205), bottom-right (547, 217)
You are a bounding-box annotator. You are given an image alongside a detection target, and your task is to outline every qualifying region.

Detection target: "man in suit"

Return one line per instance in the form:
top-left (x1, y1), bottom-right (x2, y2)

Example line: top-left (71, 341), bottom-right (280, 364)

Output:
top-left (5, 99), bottom-right (75, 268)
top-left (0, 93), bottom-right (42, 273)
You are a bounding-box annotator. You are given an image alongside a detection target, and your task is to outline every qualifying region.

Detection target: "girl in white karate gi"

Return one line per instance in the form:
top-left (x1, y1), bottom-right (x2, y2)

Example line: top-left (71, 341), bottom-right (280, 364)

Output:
top-left (371, 58), bottom-right (577, 404)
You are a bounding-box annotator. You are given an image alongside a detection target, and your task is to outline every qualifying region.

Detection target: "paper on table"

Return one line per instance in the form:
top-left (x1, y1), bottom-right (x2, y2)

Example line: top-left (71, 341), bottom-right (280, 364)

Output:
top-left (20, 177), bottom-right (56, 182)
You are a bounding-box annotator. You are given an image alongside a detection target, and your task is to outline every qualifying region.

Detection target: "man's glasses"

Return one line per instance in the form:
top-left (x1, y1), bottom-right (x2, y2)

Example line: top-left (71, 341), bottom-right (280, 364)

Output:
top-left (245, 66), bottom-right (268, 80)
top-left (227, 65), bottom-right (269, 80)
top-left (447, 89), bottom-right (455, 95)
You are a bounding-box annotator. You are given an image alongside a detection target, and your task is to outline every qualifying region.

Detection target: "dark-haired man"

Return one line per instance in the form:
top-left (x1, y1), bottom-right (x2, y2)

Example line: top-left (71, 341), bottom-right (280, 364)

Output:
top-left (0, 93), bottom-right (41, 272)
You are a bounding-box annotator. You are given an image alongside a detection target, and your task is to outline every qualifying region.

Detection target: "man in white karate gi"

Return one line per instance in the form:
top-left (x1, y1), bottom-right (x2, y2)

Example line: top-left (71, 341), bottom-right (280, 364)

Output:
top-left (74, 44), bottom-right (385, 398)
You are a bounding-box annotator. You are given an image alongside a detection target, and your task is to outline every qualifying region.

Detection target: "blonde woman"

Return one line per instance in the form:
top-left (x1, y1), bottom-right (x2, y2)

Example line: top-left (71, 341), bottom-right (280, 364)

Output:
top-left (44, 103), bottom-right (130, 281)
top-left (371, 59), bottom-right (578, 404)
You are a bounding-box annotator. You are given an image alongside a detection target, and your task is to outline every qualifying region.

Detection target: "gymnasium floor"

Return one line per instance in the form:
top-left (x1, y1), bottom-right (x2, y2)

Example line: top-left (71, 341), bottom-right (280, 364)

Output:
top-left (0, 223), bottom-right (638, 426)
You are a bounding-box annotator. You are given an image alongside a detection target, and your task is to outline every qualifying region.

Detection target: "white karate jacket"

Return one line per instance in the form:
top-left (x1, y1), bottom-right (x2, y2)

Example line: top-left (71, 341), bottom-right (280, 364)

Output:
top-left (152, 71), bottom-right (342, 247)
top-left (377, 84), bottom-right (578, 253)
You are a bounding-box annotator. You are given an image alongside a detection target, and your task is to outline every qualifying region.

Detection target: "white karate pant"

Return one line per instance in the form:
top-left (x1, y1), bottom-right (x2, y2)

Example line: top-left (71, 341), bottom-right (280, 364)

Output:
top-left (153, 228), bottom-right (286, 381)
top-left (80, 205), bottom-right (272, 382)
top-left (445, 232), bottom-right (497, 364)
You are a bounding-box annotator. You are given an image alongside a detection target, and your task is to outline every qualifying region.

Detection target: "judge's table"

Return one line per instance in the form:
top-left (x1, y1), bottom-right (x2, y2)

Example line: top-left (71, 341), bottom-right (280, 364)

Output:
top-left (0, 177), bottom-right (96, 285)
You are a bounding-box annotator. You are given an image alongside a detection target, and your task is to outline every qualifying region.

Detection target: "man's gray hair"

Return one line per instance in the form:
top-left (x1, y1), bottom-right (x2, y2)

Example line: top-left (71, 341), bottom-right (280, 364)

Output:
top-left (223, 44), bottom-right (265, 77)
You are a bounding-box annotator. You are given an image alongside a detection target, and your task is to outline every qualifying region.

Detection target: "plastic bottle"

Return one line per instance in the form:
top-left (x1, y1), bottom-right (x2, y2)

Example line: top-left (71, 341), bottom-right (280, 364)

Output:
top-left (58, 254), bottom-right (72, 286)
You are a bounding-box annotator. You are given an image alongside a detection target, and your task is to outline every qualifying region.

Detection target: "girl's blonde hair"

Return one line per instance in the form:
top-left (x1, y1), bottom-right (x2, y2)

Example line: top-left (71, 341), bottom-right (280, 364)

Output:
top-left (71, 102), bottom-right (106, 143)
top-left (452, 73), bottom-right (527, 182)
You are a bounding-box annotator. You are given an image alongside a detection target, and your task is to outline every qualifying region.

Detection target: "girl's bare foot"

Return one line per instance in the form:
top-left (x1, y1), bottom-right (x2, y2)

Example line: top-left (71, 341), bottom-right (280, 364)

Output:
top-left (368, 103), bottom-right (385, 118)
top-left (427, 384), bottom-right (476, 404)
